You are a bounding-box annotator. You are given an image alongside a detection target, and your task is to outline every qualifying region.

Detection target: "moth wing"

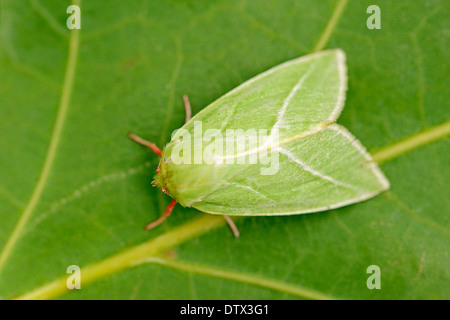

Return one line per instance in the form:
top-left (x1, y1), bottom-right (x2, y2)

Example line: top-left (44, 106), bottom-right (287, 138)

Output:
top-left (167, 49), bottom-right (388, 214)
top-left (191, 124), bottom-right (389, 215)
top-left (174, 49), bottom-right (347, 142)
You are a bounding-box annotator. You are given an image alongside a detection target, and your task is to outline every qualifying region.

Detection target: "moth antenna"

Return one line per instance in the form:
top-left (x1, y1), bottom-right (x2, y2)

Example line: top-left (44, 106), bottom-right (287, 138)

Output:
top-left (128, 133), bottom-right (162, 156)
top-left (145, 199), bottom-right (177, 230)
top-left (223, 215), bottom-right (240, 238)
top-left (182, 94), bottom-right (192, 123)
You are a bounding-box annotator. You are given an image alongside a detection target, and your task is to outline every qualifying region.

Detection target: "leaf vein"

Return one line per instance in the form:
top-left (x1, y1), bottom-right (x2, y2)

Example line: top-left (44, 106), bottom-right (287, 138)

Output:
top-left (143, 256), bottom-right (336, 300)
top-left (270, 62), bottom-right (316, 140)
top-left (278, 147), bottom-right (355, 190)
top-left (0, 2), bottom-right (81, 273)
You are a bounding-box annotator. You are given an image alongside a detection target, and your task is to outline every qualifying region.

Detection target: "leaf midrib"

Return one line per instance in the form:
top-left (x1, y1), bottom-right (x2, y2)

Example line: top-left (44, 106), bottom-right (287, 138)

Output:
top-left (0, 1), bottom-right (81, 273)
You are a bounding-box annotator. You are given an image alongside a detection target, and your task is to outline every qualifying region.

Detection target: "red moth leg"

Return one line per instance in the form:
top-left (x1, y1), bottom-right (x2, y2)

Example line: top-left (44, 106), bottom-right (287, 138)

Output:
top-left (145, 199), bottom-right (178, 230)
top-left (127, 132), bottom-right (168, 229)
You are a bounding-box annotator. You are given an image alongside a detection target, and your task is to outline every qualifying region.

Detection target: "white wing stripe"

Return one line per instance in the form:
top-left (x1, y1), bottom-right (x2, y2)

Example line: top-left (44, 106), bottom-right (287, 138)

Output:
top-left (224, 182), bottom-right (271, 200)
top-left (270, 63), bottom-right (316, 141)
top-left (277, 147), bottom-right (356, 190)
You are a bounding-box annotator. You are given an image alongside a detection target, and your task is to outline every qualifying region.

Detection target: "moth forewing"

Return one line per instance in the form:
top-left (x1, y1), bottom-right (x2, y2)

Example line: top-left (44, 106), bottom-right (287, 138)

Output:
top-left (167, 49), bottom-right (388, 215)
top-left (188, 123), bottom-right (388, 216)
top-left (132, 49), bottom-right (389, 230)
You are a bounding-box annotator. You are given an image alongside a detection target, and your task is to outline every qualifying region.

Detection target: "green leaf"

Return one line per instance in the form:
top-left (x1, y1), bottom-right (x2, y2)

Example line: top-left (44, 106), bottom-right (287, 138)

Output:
top-left (1, 0), bottom-right (449, 300)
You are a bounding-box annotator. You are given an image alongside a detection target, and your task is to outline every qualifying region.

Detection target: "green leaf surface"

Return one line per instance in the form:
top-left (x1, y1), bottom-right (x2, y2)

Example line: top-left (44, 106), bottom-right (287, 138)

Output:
top-left (0, 0), bottom-right (449, 299)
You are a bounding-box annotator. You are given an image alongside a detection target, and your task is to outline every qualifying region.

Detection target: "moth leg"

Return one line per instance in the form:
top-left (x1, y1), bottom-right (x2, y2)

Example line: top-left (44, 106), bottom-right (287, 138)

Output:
top-left (182, 94), bottom-right (192, 123)
top-left (128, 133), bottom-right (162, 156)
top-left (223, 215), bottom-right (240, 238)
top-left (145, 199), bottom-right (177, 230)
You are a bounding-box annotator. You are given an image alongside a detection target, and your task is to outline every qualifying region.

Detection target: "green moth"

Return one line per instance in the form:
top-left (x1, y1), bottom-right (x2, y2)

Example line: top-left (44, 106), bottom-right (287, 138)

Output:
top-left (130, 49), bottom-right (389, 233)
